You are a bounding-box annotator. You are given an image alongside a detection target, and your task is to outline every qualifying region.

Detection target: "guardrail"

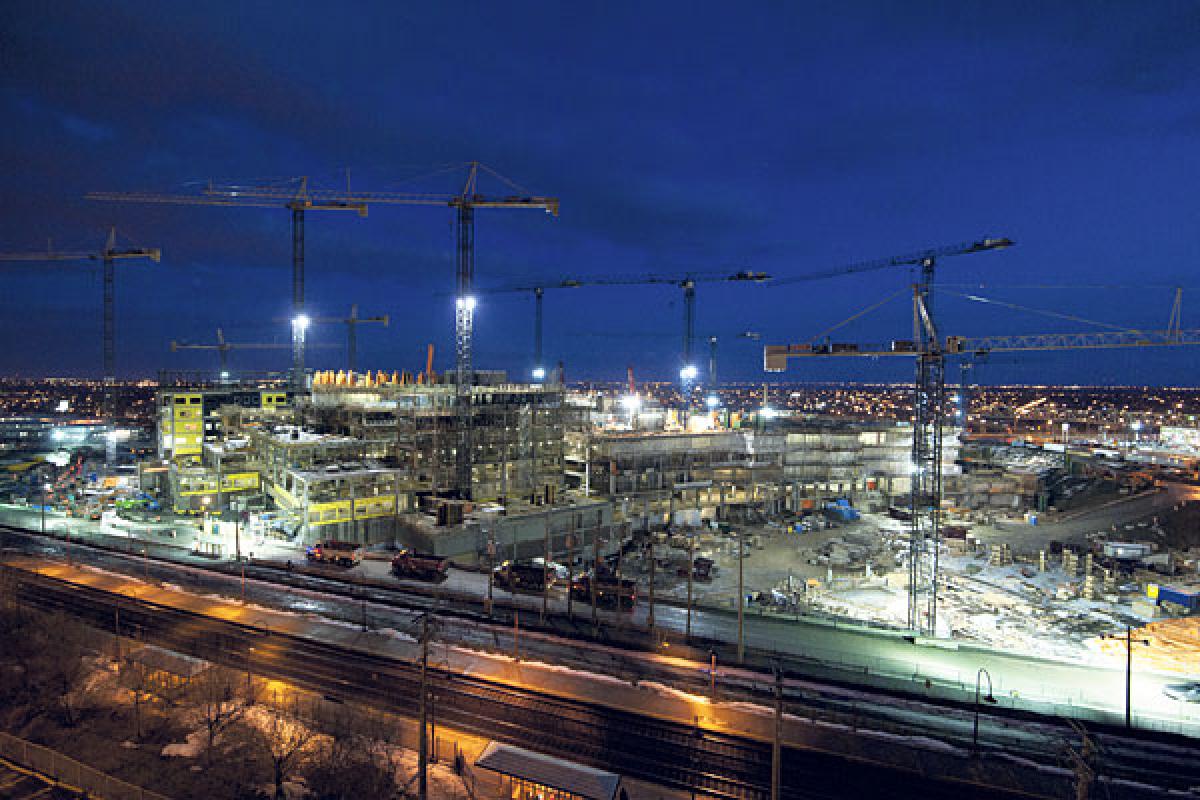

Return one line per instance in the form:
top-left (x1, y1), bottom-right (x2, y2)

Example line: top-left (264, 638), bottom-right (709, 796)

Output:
top-left (0, 731), bottom-right (171, 800)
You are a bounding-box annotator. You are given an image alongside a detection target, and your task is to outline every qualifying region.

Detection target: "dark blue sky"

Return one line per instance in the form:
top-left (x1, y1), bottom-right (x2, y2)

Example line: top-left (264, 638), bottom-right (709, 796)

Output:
top-left (3, 2), bottom-right (1199, 384)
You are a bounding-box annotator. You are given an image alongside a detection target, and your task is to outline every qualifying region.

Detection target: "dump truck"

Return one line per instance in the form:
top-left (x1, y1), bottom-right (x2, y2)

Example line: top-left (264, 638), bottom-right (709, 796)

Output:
top-left (570, 570), bottom-right (637, 610)
top-left (305, 540), bottom-right (363, 567)
top-left (390, 549), bottom-right (450, 581)
top-left (493, 560), bottom-right (555, 593)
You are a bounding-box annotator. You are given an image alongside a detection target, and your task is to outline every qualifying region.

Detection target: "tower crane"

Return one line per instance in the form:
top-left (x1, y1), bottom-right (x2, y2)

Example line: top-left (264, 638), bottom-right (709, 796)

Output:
top-left (476, 269), bottom-right (769, 397)
top-left (569, 271), bottom-right (769, 399)
top-left (170, 328), bottom-right (290, 379)
top-left (88, 178), bottom-right (368, 391)
top-left (298, 305), bottom-right (389, 373)
top-left (467, 283), bottom-right (553, 382)
top-left (764, 236), bottom-right (1012, 634)
top-left (704, 330), bottom-right (761, 403)
top-left (92, 162), bottom-right (557, 498)
top-left (0, 227), bottom-right (160, 414)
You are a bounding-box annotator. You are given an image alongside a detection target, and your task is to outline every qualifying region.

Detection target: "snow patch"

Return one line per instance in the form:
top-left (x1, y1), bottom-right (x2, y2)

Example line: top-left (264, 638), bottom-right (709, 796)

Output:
top-left (162, 727), bottom-right (207, 758)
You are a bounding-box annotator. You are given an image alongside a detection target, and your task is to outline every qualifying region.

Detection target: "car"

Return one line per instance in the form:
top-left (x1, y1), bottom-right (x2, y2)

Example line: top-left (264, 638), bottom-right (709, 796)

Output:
top-left (1162, 682), bottom-right (1200, 703)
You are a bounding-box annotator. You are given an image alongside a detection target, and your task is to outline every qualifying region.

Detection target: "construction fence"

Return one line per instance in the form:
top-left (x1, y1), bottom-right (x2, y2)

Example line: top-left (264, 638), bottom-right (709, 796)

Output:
top-left (0, 731), bottom-right (171, 800)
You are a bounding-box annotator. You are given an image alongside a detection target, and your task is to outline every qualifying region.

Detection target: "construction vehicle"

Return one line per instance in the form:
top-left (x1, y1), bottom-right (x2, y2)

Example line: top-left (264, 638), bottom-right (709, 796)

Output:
top-left (570, 569), bottom-right (638, 610)
top-left (305, 540), bottom-right (363, 567)
top-left (390, 549), bottom-right (450, 581)
top-left (492, 560), bottom-right (555, 593)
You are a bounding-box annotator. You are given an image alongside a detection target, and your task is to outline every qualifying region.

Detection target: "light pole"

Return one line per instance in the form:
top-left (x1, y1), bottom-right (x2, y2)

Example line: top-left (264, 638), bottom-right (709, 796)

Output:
top-left (973, 668), bottom-right (996, 751)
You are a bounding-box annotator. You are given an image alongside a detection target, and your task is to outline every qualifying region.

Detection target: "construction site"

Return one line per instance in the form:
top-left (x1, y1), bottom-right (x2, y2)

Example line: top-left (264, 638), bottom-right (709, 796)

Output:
top-left (4, 166), bottom-right (1200, 681)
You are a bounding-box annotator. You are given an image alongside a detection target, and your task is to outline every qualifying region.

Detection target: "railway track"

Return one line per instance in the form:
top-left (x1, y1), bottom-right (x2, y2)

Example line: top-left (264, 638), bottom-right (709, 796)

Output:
top-left (10, 568), bottom-right (1041, 800)
top-left (5, 525), bottom-right (1200, 797)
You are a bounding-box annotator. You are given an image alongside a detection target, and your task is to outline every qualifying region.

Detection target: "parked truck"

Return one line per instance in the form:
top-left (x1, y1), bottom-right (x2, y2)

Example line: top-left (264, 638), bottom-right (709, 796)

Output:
top-left (493, 560), bottom-right (555, 593)
top-left (390, 549), bottom-right (450, 581)
top-left (570, 569), bottom-right (637, 610)
top-left (305, 540), bottom-right (363, 567)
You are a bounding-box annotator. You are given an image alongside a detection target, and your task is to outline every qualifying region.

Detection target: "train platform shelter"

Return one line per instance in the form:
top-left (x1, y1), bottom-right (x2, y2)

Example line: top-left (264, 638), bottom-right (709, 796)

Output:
top-left (475, 741), bottom-right (627, 800)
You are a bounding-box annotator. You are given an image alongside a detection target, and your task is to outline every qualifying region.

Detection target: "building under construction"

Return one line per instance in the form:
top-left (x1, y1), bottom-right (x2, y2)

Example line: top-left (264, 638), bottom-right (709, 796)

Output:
top-left (152, 370), bottom-right (568, 546)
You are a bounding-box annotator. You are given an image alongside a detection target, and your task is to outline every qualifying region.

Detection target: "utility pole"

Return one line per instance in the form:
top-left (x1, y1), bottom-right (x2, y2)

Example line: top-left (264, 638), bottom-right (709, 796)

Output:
top-left (566, 530), bottom-right (575, 620)
top-left (737, 529), bottom-right (745, 663)
top-left (486, 531), bottom-right (495, 618)
top-left (419, 614), bottom-right (430, 800)
top-left (686, 532), bottom-right (694, 639)
top-left (647, 534), bottom-right (655, 632)
top-left (591, 530), bottom-right (600, 631)
top-left (542, 515), bottom-right (550, 622)
top-left (1125, 625), bottom-right (1133, 728)
top-left (771, 667), bottom-right (783, 800)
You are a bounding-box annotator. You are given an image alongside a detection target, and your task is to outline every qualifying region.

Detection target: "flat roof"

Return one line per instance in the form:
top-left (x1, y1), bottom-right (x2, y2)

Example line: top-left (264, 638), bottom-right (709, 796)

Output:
top-left (475, 742), bottom-right (621, 800)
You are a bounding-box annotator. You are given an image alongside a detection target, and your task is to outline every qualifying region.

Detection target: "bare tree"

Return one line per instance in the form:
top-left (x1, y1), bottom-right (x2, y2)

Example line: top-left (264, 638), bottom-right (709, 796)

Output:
top-left (187, 666), bottom-right (251, 765)
top-left (241, 705), bottom-right (319, 800)
top-left (26, 612), bottom-right (91, 726)
top-left (303, 704), bottom-right (399, 800)
top-left (119, 656), bottom-right (153, 741)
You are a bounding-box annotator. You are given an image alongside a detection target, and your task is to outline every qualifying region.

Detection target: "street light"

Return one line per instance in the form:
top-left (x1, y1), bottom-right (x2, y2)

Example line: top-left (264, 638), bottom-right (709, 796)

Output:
top-left (973, 668), bottom-right (996, 751)
top-left (679, 365), bottom-right (699, 382)
top-left (531, 366), bottom-right (546, 382)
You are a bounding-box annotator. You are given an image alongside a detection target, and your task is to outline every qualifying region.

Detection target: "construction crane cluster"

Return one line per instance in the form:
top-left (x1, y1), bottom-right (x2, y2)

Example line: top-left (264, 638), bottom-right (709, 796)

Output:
top-left (475, 270), bottom-right (769, 399)
top-left (89, 161), bottom-right (558, 499)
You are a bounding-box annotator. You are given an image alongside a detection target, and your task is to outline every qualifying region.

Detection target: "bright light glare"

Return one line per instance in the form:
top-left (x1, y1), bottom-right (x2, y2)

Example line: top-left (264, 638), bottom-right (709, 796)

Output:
top-left (292, 314), bottom-right (311, 332)
top-left (1132, 421), bottom-right (1144, 431)
top-left (219, 371), bottom-right (230, 380)
top-left (705, 394), bottom-right (720, 409)
top-left (55, 400), bottom-right (69, 413)
top-left (679, 365), bottom-right (699, 381)
top-left (457, 295), bottom-right (477, 312)
top-left (620, 395), bottom-right (642, 412)
top-left (759, 406), bottom-right (777, 419)
top-left (532, 367), bottom-right (546, 381)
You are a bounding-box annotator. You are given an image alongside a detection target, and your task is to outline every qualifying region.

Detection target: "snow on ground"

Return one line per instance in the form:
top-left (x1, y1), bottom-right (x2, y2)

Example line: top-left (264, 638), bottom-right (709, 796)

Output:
top-left (161, 727), bottom-right (207, 758)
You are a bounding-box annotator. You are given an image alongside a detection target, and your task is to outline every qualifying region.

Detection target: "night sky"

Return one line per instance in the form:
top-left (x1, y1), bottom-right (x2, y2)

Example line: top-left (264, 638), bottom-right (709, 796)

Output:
top-left (3, 2), bottom-right (1199, 385)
